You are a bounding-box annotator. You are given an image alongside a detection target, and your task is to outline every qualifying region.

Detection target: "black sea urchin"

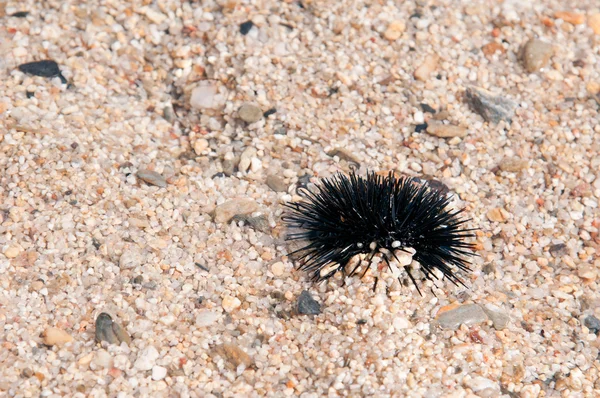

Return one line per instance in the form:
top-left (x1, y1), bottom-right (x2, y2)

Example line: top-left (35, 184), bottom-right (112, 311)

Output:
top-left (282, 171), bottom-right (476, 293)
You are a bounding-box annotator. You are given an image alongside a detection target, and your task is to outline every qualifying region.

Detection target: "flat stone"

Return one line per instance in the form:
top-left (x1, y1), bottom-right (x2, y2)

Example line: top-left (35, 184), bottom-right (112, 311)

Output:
top-left (520, 39), bottom-right (553, 73)
top-left (136, 169), bottom-right (167, 188)
top-left (4, 245), bottom-right (21, 258)
top-left (498, 157), bottom-right (528, 172)
top-left (326, 148), bottom-right (361, 166)
top-left (589, 13), bottom-right (600, 35)
top-left (436, 304), bottom-right (488, 330)
top-left (217, 343), bottom-right (254, 369)
top-left (464, 376), bottom-right (499, 392)
top-left (482, 306), bottom-right (510, 330)
top-left (93, 350), bottom-right (113, 369)
top-left (426, 121), bottom-right (467, 138)
top-left (297, 290), bottom-right (321, 315)
top-left (41, 327), bottom-right (73, 346)
top-left (95, 313), bottom-right (131, 345)
top-left (119, 248), bottom-right (143, 269)
top-left (152, 365), bottom-right (167, 381)
top-left (231, 214), bottom-right (270, 233)
top-left (266, 174), bottom-right (288, 192)
top-left (214, 199), bottom-right (258, 223)
top-left (414, 54), bottom-right (439, 81)
top-left (190, 82), bottom-right (226, 110)
top-left (554, 11), bottom-right (585, 25)
top-left (465, 86), bottom-right (517, 124)
top-left (195, 311), bottom-right (220, 327)
top-left (222, 296), bottom-right (241, 312)
top-left (238, 103), bottom-right (263, 123)
top-left (134, 346), bottom-right (160, 371)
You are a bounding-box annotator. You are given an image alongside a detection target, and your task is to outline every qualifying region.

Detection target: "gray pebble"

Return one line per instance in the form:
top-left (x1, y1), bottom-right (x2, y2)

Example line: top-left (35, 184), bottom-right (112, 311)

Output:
top-left (95, 313), bottom-right (131, 345)
top-left (238, 103), bottom-right (263, 123)
top-left (549, 243), bottom-right (567, 257)
top-left (520, 39), bottom-right (553, 73)
top-left (232, 214), bottom-right (270, 233)
top-left (136, 169), bottom-right (167, 188)
top-left (266, 174), bottom-right (288, 192)
top-left (436, 304), bottom-right (488, 330)
top-left (482, 307), bottom-right (510, 330)
top-left (297, 290), bottom-right (321, 315)
top-left (584, 315), bottom-right (600, 334)
top-left (465, 86), bottom-right (517, 124)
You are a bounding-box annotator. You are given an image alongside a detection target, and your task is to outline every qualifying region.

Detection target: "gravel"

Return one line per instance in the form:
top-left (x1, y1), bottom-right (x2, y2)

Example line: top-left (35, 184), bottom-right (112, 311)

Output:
top-left (1, 0), bottom-right (600, 396)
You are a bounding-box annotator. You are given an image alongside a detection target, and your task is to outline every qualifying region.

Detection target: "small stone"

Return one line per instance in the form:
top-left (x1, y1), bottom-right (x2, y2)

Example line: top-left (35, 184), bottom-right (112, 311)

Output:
top-left (414, 54), bottom-right (439, 81)
top-left (584, 315), bottom-right (600, 334)
top-left (18, 60), bottom-right (67, 83)
top-left (436, 304), bottom-right (488, 330)
top-left (383, 20), bottom-right (406, 41)
top-left (482, 42), bottom-right (506, 56)
top-left (77, 352), bottom-right (94, 366)
top-left (222, 296), bottom-right (241, 312)
top-left (95, 313), bottom-right (131, 346)
top-left (326, 148), bottom-right (361, 166)
top-left (193, 138), bottom-right (209, 155)
top-left (554, 11), bottom-right (585, 25)
top-left (520, 39), bottom-right (553, 73)
top-left (297, 290), bottom-right (321, 315)
top-left (266, 174), bottom-right (288, 192)
top-left (119, 248), bottom-right (143, 269)
top-left (586, 81), bottom-right (600, 95)
top-left (578, 266), bottom-right (597, 283)
top-left (190, 82), bottom-right (226, 110)
top-left (426, 121), bottom-right (467, 138)
top-left (4, 245), bottom-right (21, 258)
top-left (136, 169), bottom-right (167, 188)
top-left (195, 311), bottom-right (220, 327)
top-left (238, 103), bottom-right (263, 123)
top-left (20, 368), bottom-right (33, 378)
top-left (231, 214), bottom-right (270, 233)
top-left (218, 343), bottom-right (254, 369)
top-left (498, 157), bottom-right (528, 172)
top-left (482, 307), bottom-right (510, 330)
top-left (239, 20), bottom-right (254, 35)
top-left (393, 316), bottom-right (411, 330)
top-left (464, 376), bottom-right (499, 392)
top-left (134, 346), bottom-right (160, 371)
top-left (42, 327), bottom-right (73, 346)
top-left (588, 14), bottom-right (600, 35)
top-left (93, 350), bottom-right (113, 369)
top-left (238, 147), bottom-right (257, 173)
top-left (549, 243), bottom-right (568, 257)
top-left (487, 208), bottom-right (508, 222)
top-left (214, 199), bottom-right (258, 223)
top-left (271, 262), bottom-right (285, 276)
top-left (152, 365), bottom-right (167, 381)
top-left (465, 86), bottom-right (517, 124)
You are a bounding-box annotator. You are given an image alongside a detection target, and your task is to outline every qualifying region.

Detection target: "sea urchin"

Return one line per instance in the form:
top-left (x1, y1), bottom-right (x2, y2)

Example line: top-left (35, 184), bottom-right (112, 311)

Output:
top-left (282, 171), bottom-right (476, 293)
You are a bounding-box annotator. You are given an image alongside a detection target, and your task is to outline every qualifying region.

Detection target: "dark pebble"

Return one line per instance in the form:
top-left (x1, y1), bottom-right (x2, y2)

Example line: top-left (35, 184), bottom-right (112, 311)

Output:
top-left (414, 123), bottom-right (428, 133)
top-left (11, 11), bottom-right (30, 18)
top-left (212, 172), bottom-right (226, 179)
top-left (95, 313), bottom-right (131, 345)
top-left (18, 60), bottom-right (67, 84)
top-left (195, 262), bottom-right (210, 272)
top-left (465, 86), bottom-right (517, 124)
top-left (297, 174), bottom-right (312, 190)
top-left (420, 103), bottom-right (436, 113)
top-left (232, 214), bottom-right (270, 233)
top-left (132, 275), bottom-right (143, 285)
top-left (263, 108), bottom-right (276, 117)
top-left (297, 290), bottom-right (321, 315)
top-left (549, 243), bottom-right (567, 257)
top-left (26, 91), bottom-right (35, 98)
top-left (426, 179), bottom-right (450, 195)
top-left (584, 315), bottom-right (600, 334)
top-left (20, 368), bottom-right (34, 378)
top-left (239, 21), bottom-right (254, 35)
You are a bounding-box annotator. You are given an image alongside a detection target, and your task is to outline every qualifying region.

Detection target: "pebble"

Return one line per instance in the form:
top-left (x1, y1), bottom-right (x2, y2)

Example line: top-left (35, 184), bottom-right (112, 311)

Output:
top-left (214, 199), bottom-right (258, 223)
top-left (152, 366), bottom-right (167, 381)
top-left (383, 20), bottom-right (406, 41)
top-left (482, 42), bottom-right (505, 56)
top-left (42, 327), bottom-right (73, 346)
top-left (589, 13), bottom-right (600, 35)
top-left (239, 20), bottom-right (254, 35)
top-left (136, 169), bottom-right (167, 188)
top-left (190, 82), bottom-right (225, 110)
top-left (4, 245), bottom-right (21, 258)
top-left (222, 296), bottom-right (242, 312)
top-left (464, 376), bottom-right (499, 392)
top-left (266, 174), bottom-right (288, 192)
top-left (549, 243), bottom-right (567, 257)
top-left (195, 311), bottom-right (220, 327)
top-left (193, 138), bottom-right (209, 155)
top-left (393, 316), bottom-right (411, 330)
top-left (95, 313), bottom-right (131, 345)
top-left (426, 121), bottom-right (467, 138)
top-left (134, 346), bottom-right (160, 371)
top-left (554, 11), bottom-right (585, 25)
top-left (498, 157), bottom-right (528, 172)
top-left (119, 248), bottom-right (143, 269)
top-left (520, 39), bottom-right (553, 73)
top-left (487, 208), bottom-right (508, 222)
top-left (584, 315), bottom-right (600, 334)
top-left (326, 148), bottom-right (361, 166)
top-left (297, 291), bottom-right (321, 315)
top-left (271, 262), bottom-right (285, 276)
top-left (436, 304), bottom-right (488, 330)
top-left (232, 214), bottom-right (270, 233)
top-left (18, 60), bottom-right (67, 84)
top-left (93, 350), bottom-right (113, 369)
top-left (238, 147), bottom-right (257, 173)
top-left (218, 343), bottom-right (254, 369)
top-left (414, 55), bottom-right (439, 81)
top-left (482, 307), bottom-right (510, 330)
top-left (238, 103), bottom-right (263, 123)
top-left (465, 86), bottom-right (517, 124)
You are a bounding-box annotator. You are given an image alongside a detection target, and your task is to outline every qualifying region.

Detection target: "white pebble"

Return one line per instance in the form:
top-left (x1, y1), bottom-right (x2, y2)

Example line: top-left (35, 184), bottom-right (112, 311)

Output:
top-left (152, 365), bottom-right (167, 381)
top-left (134, 346), bottom-right (159, 371)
